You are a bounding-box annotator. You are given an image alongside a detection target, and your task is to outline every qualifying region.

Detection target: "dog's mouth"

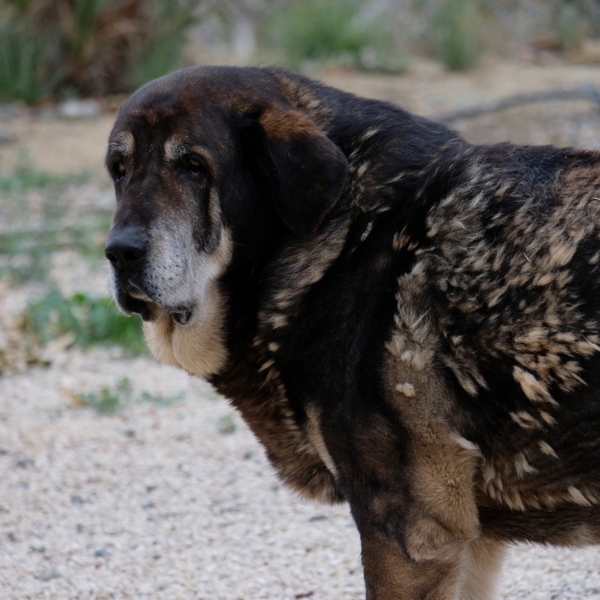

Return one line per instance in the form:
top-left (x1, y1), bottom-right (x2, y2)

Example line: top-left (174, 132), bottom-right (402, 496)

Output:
top-left (121, 285), bottom-right (194, 325)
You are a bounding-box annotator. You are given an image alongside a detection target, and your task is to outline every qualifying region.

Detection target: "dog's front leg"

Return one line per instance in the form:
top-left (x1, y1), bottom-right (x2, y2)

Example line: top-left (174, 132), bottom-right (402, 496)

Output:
top-left (358, 524), bottom-right (505, 600)
top-left (346, 466), bottom-right (476, 600)
top-left (359, 525), bottom-right (465, 600)
top-left (321, 389), bottom-right (481, 599)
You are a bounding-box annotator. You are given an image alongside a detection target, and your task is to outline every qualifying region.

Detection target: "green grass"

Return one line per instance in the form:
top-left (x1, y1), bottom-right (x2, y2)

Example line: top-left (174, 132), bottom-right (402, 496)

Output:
top-left (23, 290), bottom-right (146, 355)
top-left (0, 20), bottom-right (61, 104)
top-left (432, 0), bottom-right (483, 71)
top-left (128, 0), bottom-right (200, 89)
top-left (0, 0), bottom-right (201, 102)
top-left (0, 167), bottom-right (69, 194)
top-left (217, 414), bottom-right (236, 435)
top-left (0, 216), bottom-right (111, 283)
top-left (76, 379), bottom-right (127, 413)
top-left (0, 153), bottom-right (92, 191)
top-left (75, 377), bottom-right (184, 413)
top-left (0, 165), bottom-right (109, 283)
top-left (557, 3), bottom-right (584, 52)
top-left (265, 0), bottom-right (394, 70)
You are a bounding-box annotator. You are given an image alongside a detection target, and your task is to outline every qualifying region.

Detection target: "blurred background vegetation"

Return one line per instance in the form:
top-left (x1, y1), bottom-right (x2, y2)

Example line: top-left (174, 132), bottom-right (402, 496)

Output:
top-left (0, 0), bottom-right (201, 103)
top-left (1, 0), bottom-right (599, 373)
top-left (0, 0), bottom-right (599, 103)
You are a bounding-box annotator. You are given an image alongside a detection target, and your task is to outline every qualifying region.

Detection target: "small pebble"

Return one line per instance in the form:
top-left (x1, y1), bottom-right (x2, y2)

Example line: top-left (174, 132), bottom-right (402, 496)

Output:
top-left (58, 99), bottom-right (101, 120)
top-left (309, 515), bottom-right (328, 523)
top-left (34, 568), bottom-right (61, 582)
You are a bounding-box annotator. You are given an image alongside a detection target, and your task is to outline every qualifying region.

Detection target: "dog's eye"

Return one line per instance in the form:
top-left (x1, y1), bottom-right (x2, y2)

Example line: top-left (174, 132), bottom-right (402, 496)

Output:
top-left (113, 161), bottom-right (126, 182)
top-left (180, 155), bottom-right (204, 178)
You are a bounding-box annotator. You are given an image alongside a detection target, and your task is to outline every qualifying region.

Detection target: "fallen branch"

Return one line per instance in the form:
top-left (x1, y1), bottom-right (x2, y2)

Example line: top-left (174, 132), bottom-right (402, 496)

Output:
top-left (436, 84), bottom-right (600, 123)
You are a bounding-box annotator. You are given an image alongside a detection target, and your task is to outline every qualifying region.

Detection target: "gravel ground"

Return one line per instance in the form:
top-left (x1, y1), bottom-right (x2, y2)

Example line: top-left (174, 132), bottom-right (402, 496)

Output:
top-left (1, 354), bottom-right (600, 599)
top-left (1, 60), bottom-right (600, 599)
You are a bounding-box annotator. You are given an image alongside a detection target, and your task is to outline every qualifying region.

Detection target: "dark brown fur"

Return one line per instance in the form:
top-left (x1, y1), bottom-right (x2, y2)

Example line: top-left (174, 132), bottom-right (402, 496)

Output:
top-left (105, 66), bottom-right (600, 599)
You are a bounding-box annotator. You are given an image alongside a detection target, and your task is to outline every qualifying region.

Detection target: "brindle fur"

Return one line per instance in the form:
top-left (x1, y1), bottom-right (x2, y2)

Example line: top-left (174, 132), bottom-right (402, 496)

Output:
top-left (105, 66), bottom-right (600, 599)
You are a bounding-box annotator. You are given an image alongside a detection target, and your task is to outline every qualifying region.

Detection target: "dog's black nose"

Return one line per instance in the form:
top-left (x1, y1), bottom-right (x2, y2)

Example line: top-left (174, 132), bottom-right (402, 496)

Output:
top-left (105, 226), bottom-right (148, 270)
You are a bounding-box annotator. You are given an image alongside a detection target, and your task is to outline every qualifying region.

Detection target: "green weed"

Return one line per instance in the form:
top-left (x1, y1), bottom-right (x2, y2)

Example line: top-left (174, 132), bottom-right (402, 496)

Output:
top-left (0, 0), bottom-right (201, 102)
top-left (128, 0), bottom-right (200, 89)
top-left (0, 216), bottom-right (110, 283)
top-left (23, 290), bottom-right (146, 355)
top-left (432, 0), bottom-right (483, 71)
top-left (76, 379), bottom-right (127, 413)
top-left (0, 20), bottom-right (62, 103)
top-left (0, 166), bottom-right (109, 283)
top-left (557, 3), bottom-right (584, 52)
top-left (0, 166), bottom-right (66, 194)
top-left (265, 0), bottom-right (393, 69)
top-left (217, 414), bottom-right (236, 435)
top-left (75, 377), bottom-right (183, 413)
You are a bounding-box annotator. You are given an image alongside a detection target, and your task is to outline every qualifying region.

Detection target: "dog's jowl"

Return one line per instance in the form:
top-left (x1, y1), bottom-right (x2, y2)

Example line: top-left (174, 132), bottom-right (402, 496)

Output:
top-left (105, 66), bottom-right (600, 599)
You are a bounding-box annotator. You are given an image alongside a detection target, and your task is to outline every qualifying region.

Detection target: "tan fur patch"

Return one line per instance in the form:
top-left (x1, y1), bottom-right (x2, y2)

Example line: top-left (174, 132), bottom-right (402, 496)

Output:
top-left (164, 137), bottom-right (185, 161)
top-left (396, 382), bottom-right (416, 397)
top-left (360, 221), bottom-right (374, 242)
top-left (513, 366), bottom-right (557, 405)
top-left (228, 359), bottom-right (341, 504)
top-left (538, 440), bottom-right (558, 458)
top-left (142, 314), bottom-right (179, 367)
top-left (385, 356), bottom-right (480, 562)
top-left (540, 410), bottom-right (557, 425)
top-left (387, 262), bottom-right (437, 373)
top-left (260, 105), bottom-right (320, 142)
top-left (144, 229), bottom-right (233, 379)
top-left (568, 486), bottom-right (593, 507)
top-left (110, 130), bottom-right (134, 156)
top-left (510, 411), bottom-right (541, 429)
top-left (459, 538), bottom-right (506, 600)
top-left (305, 405), bottom-right (339, 478)
top-left (514, 452), bottom-right (536, 478)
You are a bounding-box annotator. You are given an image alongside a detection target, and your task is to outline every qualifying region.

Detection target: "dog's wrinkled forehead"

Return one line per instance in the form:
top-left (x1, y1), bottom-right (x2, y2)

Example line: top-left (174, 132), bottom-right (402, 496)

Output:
top-left (108, 96), bottom-right (228, 174)
top-left (107, 66), bottom-right (281, 169)
top-left (107, 66), bottom-right (348, 240)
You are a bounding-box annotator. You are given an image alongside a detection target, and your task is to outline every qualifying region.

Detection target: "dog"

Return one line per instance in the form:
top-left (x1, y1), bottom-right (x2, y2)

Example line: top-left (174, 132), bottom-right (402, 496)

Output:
top-left (105, 66), bottom-right (600, 599)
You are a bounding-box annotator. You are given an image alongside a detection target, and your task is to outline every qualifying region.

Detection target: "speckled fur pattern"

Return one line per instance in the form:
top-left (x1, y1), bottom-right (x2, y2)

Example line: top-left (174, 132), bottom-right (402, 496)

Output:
top-left (105, 66), bottom-right (600, 600)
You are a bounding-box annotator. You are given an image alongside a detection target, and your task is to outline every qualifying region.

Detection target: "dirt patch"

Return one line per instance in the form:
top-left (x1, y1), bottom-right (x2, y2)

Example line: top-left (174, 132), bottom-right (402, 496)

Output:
top-left (0, 116), bottom-right (116, 176)
top-left (1, 59), bottom-right (599, 177)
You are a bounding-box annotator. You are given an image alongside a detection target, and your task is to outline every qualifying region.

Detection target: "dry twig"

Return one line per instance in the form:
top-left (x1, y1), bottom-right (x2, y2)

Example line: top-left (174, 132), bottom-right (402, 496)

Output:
top-left (437, 84), bottom-right (600, 123)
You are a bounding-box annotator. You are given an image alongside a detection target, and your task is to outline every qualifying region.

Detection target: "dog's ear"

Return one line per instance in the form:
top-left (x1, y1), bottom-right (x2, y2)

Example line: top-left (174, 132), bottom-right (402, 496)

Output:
top-left (241, 105), bottom-right (348, 239)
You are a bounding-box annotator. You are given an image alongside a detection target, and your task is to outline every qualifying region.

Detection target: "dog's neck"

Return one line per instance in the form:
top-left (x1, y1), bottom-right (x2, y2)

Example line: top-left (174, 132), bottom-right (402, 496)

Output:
top-left (211, 67), bottom-right (466, 385)
top-left (206, 69), bottom-right (471, 501)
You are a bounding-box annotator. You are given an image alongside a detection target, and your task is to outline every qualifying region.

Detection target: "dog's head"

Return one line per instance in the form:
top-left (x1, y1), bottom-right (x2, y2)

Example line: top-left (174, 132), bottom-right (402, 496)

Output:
top-left (105, 66), bottom-right (348, 377)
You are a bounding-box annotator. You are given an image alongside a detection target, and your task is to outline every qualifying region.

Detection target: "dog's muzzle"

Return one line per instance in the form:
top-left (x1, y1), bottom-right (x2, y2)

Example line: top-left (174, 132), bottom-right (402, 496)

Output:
top-left (105, 225), bottom-right (193, 324)
top-left (105, 225), bottom-right (148, 271)
top-left (105, 225), bottom-right (154, 319)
